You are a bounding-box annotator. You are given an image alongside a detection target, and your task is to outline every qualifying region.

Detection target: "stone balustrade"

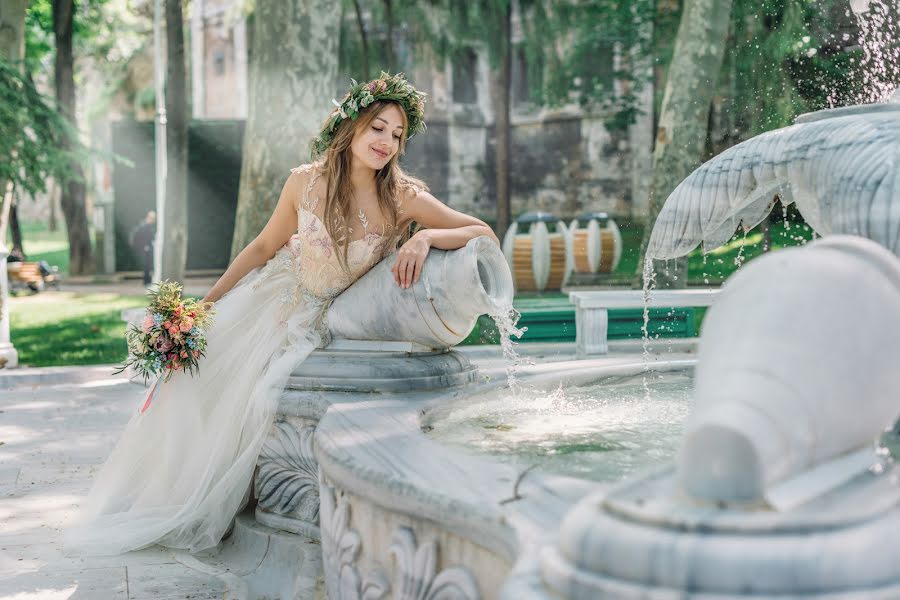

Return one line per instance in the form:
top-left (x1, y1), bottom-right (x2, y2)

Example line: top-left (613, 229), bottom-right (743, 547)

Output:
top-left (569, 289), bottom-right (720, 356)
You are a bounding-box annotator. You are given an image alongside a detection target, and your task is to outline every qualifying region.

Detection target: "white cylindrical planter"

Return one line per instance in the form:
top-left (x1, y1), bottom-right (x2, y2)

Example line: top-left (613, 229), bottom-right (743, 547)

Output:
top-left (567, 213), bottom-right (622, 274)
top-left (327, 235), bottom-right (513, 349)
top-left (502, 213), bottom-right (569, 293)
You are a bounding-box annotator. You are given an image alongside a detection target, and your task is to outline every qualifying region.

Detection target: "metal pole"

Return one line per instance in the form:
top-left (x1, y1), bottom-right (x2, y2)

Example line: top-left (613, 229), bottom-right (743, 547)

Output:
top-left (153, 0), bottom-right (167, 285)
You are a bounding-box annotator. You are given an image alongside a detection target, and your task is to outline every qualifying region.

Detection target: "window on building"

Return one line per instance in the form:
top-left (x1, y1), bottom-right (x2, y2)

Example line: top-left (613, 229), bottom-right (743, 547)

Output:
top-left (512, 45), bottom-right (530, 106)
top-left (578, 42), bottom-right (615, 95)
top-left (213, 48), bottom-right (226, 77)
top-left (452, 48), bottom-right (478, 104)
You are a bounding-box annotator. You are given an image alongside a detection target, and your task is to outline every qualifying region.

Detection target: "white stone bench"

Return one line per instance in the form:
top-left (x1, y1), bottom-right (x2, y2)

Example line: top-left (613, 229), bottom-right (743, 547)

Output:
top-left (569, 289), bottom-right (721, 355)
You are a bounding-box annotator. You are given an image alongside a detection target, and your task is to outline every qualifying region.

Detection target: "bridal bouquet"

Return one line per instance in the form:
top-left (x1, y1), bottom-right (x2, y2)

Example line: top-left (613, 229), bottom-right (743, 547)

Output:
top-left (114, 280), bottom-right (215, 386)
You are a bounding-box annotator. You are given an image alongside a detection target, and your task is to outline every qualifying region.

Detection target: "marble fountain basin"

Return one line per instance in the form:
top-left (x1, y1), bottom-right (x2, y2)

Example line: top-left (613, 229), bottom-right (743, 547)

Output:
top-left (423, 362), bottom-right (695, 484)
top-left (301, 351), bottom-right (698, 600)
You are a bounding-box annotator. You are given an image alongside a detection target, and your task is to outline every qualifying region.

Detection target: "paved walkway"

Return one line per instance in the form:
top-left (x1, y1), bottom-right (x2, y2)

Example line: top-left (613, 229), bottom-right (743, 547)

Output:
top-left (0, 369), bottom-right (228, 599)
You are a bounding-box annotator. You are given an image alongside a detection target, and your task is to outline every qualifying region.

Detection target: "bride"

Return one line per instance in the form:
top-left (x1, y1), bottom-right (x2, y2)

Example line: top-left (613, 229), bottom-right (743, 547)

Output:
top-left (64, 73), bottom-right (499, 556)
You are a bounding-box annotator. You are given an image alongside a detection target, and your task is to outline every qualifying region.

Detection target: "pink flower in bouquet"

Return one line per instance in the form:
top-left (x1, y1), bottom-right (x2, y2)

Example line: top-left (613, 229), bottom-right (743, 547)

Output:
top-left (154, 335), bottom-right (174, 353)
top-left (115, 279), bottom-right (216, 388)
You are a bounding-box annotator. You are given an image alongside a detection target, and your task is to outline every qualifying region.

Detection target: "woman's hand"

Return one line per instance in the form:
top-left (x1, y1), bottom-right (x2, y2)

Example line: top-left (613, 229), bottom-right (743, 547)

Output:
top-left (391, 231), bottom-right (431, 288)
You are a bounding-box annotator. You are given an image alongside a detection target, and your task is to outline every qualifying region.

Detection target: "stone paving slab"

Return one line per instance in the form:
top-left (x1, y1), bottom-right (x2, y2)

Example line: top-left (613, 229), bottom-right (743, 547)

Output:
top-left (0, 375), bottom-right (228, 599)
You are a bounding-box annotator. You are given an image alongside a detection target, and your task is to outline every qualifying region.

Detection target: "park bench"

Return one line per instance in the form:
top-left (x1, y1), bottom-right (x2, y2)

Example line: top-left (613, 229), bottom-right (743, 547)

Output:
top-left (7, 261), bottom-right (62, 292)
top-left (569, 289), bottom-right (721, 355)
top-left (460, 293), bottom-right (708, 347)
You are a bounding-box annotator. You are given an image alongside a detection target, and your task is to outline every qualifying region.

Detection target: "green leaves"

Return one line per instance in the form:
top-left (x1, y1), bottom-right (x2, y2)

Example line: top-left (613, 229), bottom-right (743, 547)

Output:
top-left (0, 58), bottom-right (89, 198)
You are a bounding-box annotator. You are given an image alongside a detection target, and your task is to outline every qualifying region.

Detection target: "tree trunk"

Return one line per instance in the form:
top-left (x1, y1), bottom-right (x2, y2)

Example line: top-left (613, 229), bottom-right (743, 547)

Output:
top-left (634, 0), bottom-right (732, 288)
top-left (163, 0), bottom-right (189, 283)
top-left (53, 0), bottom-right (95, 275)
top-left (9, 201), bottom-right (23, 257)
top-left (232, 0), bottom-right (341, 259)
top-left (489, 0), bottom-right (512, 238)
top-left (352, 0), bottom-right (370, 79)
top-left (383, 0), bottom-right (394, 69)
top-left (48, 180), bottom-right (59, 232)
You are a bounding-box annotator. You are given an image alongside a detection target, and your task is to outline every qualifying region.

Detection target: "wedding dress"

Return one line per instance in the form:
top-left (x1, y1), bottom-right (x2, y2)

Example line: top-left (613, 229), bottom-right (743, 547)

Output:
top-left (64, 163), bottom-right (405, 555)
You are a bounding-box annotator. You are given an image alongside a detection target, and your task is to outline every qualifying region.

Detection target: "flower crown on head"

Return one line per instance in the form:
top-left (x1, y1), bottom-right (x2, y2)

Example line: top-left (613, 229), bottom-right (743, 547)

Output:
top-left (310, 72), bottom-right (427, 158)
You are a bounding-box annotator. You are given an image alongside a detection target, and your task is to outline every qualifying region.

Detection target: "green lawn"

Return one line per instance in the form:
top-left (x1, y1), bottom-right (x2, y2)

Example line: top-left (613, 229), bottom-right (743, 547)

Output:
top-left (8, 292), bottom-right (147, 367)
top-left (686, 221), bottom-right (815, 284)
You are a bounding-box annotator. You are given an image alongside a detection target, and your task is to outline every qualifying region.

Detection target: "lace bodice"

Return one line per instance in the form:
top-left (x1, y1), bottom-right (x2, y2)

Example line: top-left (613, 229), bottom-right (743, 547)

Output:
top-left (291, 162), bottom-right (397, 299)
top-left (252, 163), bottom-right (410, 322)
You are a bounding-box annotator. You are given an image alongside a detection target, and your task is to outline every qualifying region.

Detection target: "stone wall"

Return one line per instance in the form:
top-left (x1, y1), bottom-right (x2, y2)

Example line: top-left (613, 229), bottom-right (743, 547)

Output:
top-left (402, 109), bottom-right (645, 226)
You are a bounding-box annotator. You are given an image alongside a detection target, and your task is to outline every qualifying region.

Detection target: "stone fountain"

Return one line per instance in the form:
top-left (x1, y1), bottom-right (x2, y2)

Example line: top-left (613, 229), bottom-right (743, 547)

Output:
top-left (541, 235), bottom-right (900, 598)
top-left (537, 97), bottom-right (900, 598)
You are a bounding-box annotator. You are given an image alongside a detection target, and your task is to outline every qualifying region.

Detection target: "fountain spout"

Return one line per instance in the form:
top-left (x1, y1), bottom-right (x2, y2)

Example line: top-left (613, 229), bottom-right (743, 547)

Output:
top-left (680, 235), bottom-right (900, 507)
top-left (326, 235), bottom-right (514, 349)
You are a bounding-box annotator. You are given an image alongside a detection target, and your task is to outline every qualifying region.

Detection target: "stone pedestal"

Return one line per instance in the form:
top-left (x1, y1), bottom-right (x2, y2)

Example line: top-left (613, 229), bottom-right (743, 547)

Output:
top-left (239, 335), bottom-right (483, 598)
top-left (0, 243), bottom-right (19, 369)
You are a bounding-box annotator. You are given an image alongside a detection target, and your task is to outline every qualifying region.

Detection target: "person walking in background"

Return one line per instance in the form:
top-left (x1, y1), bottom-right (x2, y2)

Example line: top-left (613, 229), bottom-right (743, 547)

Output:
top-left (130, 211), bottom-right (157, 285)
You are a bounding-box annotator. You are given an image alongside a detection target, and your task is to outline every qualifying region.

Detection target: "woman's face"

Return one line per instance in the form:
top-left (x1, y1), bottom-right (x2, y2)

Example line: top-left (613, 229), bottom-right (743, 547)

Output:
top-left (349, 104), bottom-right (405, 171)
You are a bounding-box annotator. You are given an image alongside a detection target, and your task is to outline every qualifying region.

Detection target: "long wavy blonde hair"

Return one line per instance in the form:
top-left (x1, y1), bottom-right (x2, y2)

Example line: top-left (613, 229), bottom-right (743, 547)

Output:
top-left (317, 100), bottom-right (427, 272)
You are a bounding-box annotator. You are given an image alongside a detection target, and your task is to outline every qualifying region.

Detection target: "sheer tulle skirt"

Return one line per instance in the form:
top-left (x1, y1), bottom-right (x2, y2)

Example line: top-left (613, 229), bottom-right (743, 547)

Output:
top-left (63, 248), bottom-right (325, 555)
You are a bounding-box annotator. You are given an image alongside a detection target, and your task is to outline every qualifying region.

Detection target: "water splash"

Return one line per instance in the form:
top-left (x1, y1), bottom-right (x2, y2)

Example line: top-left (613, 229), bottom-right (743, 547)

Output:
top-left (427, 369), bottom-right (694, 483)
top-left (851, 0), bottom-right (900, 103)
top-left (640, 257), bottom-right (657, 400)
top-left (489, 305), bottom-right (528, 390)
top-left (734, 228), bottom-right (750, 268)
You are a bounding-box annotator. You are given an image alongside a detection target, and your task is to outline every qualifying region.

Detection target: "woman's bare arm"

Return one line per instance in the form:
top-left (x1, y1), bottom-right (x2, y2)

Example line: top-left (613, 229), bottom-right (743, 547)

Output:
top-left (391, 188), bottom-right (500, 287)
top-left (202, 171), bottom-right (303, 303)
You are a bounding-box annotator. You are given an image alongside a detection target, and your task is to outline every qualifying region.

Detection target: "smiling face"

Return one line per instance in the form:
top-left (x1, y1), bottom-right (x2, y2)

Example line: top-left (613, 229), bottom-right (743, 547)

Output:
top-left (349, 103), bottom-right (406, 171)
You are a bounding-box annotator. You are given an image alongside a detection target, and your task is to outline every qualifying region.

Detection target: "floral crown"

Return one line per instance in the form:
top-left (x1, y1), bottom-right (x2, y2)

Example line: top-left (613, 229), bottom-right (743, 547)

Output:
top-left (310, 72), bottom-right (427, 158)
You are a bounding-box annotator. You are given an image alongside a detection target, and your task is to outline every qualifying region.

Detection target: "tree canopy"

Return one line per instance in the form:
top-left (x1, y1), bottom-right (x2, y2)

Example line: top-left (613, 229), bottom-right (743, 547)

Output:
top-left (0, 58), bottom-right (89, 200)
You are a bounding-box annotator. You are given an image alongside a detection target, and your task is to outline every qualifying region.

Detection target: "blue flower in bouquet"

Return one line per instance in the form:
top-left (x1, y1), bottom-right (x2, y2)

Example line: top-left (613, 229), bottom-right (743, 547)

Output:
top-left (153, 313), bottom-right (164, 326)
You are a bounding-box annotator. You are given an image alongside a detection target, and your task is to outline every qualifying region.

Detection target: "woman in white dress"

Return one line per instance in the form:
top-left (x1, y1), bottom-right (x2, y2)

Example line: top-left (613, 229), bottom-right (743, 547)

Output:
top-left (64, 73), bottom-right (499, 556)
